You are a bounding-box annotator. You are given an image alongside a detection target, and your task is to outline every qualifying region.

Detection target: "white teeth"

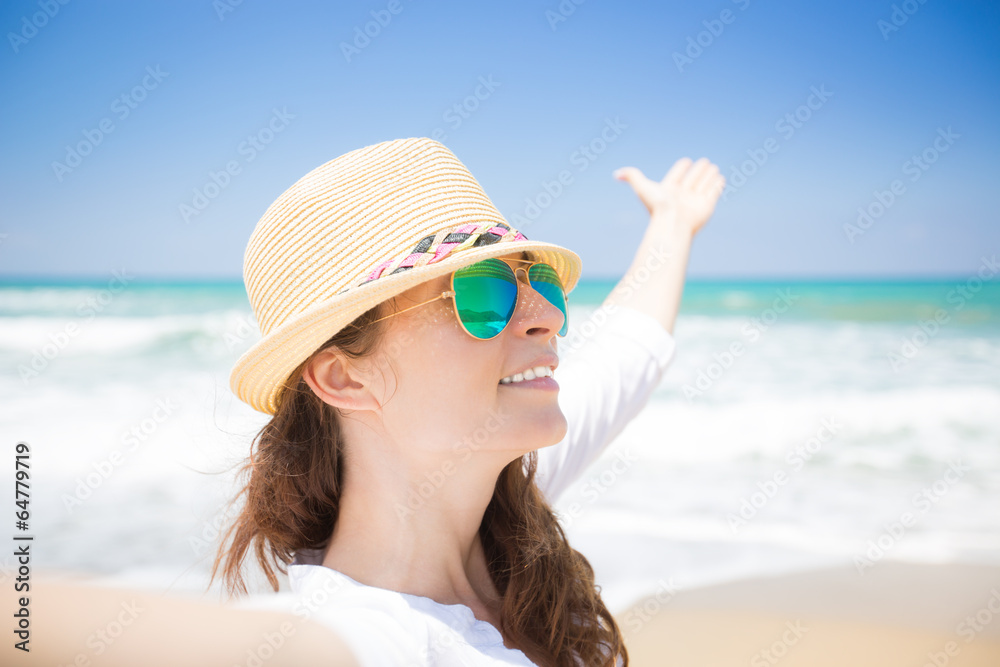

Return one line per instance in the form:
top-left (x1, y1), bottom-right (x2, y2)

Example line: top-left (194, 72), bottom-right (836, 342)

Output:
top-left (500, 366), bottom-right (553, 384)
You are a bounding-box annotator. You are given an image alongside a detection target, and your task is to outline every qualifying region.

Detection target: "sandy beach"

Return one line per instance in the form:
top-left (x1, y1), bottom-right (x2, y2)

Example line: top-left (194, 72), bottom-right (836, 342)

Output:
top-left (15, 560), bottom-right (999, 665)
top-left (619, 561), bottom-right (1000, 666)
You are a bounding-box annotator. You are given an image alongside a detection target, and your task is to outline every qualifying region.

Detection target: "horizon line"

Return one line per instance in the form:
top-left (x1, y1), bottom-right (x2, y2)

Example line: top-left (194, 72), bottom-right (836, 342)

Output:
top-left (0, 272), bottom-right (993, 286)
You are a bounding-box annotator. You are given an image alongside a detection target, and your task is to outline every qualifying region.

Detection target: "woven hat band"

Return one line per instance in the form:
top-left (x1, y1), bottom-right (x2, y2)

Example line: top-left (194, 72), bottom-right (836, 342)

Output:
top-left (336, 220), bottom-right (528, 296)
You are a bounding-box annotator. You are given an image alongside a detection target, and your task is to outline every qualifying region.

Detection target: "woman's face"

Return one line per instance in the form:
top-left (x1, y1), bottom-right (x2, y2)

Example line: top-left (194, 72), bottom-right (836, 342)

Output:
top-left (354, 250), bottom-right (569, 463)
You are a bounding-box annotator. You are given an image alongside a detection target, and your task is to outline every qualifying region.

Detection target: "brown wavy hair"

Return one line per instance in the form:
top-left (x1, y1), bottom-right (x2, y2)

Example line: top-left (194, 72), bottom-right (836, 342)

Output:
top-left (209, 299), bottom-right (628, 666)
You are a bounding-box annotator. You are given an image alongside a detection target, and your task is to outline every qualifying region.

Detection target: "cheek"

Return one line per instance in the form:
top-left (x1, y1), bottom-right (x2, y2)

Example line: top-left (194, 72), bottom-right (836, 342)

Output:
top-left (404, 307), bottom-right (496, 391)
top-left (408, 298), bottom-right (468, 342)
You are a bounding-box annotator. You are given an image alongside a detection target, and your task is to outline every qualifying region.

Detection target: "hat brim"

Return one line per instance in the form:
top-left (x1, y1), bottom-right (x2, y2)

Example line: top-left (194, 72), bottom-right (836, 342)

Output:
top-left (229, 240), bottom-right (582, 415)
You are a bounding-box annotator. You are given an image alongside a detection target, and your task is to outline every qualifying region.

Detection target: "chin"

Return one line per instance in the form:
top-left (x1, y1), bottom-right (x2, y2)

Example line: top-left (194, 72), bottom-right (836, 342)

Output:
top-left (517, 411), bottom-right (568, 451)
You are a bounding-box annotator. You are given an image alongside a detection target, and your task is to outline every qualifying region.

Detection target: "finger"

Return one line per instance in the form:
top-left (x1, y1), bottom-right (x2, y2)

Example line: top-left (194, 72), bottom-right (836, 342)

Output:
top-left (703, 174), bottom-right (726, 197)
top-left (692, 162), bottom-right (721, 192)
top-left (663, 157), bottom-right (693, 186)
top-left (680, 157), bottom-right (711, 189)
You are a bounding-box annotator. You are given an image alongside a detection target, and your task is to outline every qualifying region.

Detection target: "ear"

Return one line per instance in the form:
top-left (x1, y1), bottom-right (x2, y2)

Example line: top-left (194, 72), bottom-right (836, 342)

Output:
top-left (301, 348), bottom-right (383, 411)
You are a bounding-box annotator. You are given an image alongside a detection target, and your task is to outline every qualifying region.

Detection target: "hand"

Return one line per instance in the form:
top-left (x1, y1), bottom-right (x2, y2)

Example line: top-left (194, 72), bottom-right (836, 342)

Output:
top-left (613, 157), bottom-right (725, 237)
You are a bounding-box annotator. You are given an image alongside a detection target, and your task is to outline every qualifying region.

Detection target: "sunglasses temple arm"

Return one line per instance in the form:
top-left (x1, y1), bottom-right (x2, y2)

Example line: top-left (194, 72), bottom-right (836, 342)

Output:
top-left (370, 290), bottom-right (455, 323)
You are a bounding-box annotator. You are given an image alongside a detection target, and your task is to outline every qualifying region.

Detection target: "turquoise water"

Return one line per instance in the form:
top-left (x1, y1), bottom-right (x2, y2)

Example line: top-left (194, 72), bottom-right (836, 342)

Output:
top-left (2, 277), bottom-right (997, 324)
top-left (0, 277), bottom-right (997, 602)
top-left (586, 278), bottom-right (1000, 325)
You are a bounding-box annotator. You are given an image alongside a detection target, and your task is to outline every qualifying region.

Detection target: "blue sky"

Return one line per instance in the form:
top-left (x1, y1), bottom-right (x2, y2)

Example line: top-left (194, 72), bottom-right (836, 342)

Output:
top-left (1, 0), bottom-right (997, 280)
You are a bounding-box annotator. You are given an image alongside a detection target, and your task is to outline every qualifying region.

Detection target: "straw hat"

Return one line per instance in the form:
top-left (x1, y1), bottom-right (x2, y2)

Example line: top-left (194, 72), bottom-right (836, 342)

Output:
top-left (230, 137), bottom-right (583, 415)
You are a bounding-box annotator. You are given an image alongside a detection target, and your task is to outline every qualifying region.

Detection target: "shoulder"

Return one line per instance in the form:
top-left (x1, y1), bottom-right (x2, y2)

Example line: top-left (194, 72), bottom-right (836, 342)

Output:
top-left (238, 565), bottom-right (539, 666)
top-left (583, 304), bottom-right (676, 369)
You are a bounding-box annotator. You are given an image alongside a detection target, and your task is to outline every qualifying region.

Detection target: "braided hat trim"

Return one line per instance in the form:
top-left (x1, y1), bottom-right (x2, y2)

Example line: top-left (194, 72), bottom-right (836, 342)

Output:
top-left (337, 221), bottom-right (528, 295)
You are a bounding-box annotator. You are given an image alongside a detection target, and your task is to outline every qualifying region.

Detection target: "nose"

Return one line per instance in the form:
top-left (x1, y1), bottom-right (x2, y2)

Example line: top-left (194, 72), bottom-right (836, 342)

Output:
top-left (511, 267), bottom-right (565, 337)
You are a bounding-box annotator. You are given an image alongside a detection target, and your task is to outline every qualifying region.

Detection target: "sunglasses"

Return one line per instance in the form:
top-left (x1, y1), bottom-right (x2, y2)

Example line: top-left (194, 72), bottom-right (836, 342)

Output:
top-left (369, 257), bottom-right (569, 340)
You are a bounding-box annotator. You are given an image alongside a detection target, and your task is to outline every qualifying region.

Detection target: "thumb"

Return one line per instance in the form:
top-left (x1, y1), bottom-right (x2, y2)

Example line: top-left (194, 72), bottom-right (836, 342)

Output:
top-left (613, 166), bottom-right (658, 206)
top-left (612, 166), bottom-right (643, 182)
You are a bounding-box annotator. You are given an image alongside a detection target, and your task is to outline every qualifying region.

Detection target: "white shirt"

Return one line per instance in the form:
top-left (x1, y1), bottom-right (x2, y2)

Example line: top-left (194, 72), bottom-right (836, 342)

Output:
top-left (234, 305), bottom-right (676, 666)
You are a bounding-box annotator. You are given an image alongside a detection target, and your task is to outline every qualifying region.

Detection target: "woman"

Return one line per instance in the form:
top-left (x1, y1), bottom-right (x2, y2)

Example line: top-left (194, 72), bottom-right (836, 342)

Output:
top-left (213, 137), bottom-right (724, 666)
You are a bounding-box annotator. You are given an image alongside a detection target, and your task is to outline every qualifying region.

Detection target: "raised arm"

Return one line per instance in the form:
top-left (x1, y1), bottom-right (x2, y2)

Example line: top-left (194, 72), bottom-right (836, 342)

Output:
top-left (533, 157), bottom-right (724, 504)
top-left (605, 157), bottom-right (725, 334)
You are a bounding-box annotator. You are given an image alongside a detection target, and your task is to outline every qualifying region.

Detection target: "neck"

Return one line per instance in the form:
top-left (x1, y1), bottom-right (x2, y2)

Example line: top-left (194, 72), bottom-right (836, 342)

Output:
top-left (320, 438), bottom-right (515, 612)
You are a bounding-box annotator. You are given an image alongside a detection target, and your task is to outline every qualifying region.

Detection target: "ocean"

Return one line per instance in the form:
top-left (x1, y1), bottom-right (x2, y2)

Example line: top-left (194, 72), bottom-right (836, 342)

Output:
top-left (1, 275), bottom-right (998, 611)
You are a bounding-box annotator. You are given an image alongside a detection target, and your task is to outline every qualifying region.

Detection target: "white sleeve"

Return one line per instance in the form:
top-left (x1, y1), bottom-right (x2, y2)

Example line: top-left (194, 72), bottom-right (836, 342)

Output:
top-left (233, 592), bottom-right (427, 667)
top-left (532, 305), bottom-right (677, 504)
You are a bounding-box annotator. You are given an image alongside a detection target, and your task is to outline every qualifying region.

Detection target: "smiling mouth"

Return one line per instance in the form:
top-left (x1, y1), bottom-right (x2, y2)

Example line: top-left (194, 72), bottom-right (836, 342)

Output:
top-left (498, 368), bottom-right (558, 392)
top-left (499, 365), bottom-right (555, 385)
top-left (498, 376), bottom-right (558, 391)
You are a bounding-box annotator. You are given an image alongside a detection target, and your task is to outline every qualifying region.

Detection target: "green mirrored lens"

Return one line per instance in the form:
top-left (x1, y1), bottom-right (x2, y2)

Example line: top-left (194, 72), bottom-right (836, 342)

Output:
top-left (452, 259), bottom-right (517, 339)
top-left (528, 263), bottom-right (568, 337)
